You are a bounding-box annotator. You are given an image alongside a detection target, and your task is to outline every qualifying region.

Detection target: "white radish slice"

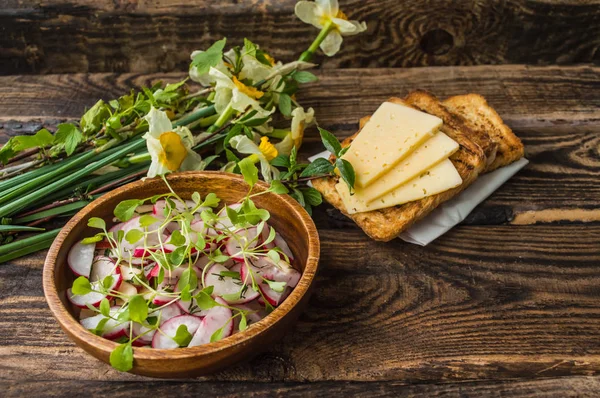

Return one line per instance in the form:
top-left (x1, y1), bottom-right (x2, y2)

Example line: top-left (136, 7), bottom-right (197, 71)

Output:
top-left (120, 264), bottom-right (143, 281)
top-left (67, 286), bottom-right (106, 308)
top-left (224, 227), bottom-right (260, 262)
top-left (260, 223), bottom-right (275, 250)
top-left (80, 306), bottom-right (130, 340)
top-left (242, 257), bottom-right (300, 288)
top-left (205, 264), bottom-right (259, 304)
top-left (144, 263), bottom-right (159, 280)
top-left (233, 300), bottom-right (268, 325)
top-left (90, 256), bottom-right (118, 282)
top-left (152, 315), bottom-right (203, 349)
top-left (258, 284), bottom-right (291, 307)
top-left (135, 204), bottom-right (154, 214)
top-left (274, 232), bottom-right (294, 261)
top-left (68, 240), bottom-right (96, 278)
top-left (152, 278), bottom-right (178, 306)
top-left (214, 203), bottom-right (242, 232)
top-left (132, 303), bottom-right (182, 344)
top-left (188, 298), bottom-right (233, 347)
top-left (117, 281), bottom-right (137, 297)
top-left (152, 199), bottom-right (196, 217)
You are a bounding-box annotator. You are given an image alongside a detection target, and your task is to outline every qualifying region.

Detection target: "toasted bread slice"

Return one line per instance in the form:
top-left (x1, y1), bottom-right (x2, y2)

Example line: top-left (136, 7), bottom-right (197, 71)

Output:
top-left (443, 93), bottom-right (524, 171)
top-left (313, 94), bottom-right (488, 241)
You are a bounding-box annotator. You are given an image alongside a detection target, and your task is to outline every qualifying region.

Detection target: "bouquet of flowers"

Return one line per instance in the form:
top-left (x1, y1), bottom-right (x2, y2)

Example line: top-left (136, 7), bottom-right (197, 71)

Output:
top-left (0, 0), bottom-right (366, 263)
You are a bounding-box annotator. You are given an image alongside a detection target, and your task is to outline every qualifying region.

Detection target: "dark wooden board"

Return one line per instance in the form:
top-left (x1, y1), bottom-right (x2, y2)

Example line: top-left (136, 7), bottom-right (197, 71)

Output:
top-left (2, 0), bottom-right (600, 74)
top-left (3, 376), bottom-right (600, 397)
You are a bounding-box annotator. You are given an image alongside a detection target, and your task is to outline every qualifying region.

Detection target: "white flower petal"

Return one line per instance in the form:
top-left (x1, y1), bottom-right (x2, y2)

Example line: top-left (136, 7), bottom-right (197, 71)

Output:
top-left (229, 135), bottom-right (262, 156)
top-left (316, 0), bottom-right (338, 17)
top-left (214, 87), bottom-right (232, 114)
top-left (179, 149), bottom-right (204, 171)
top-left (239, 55), bottom-right (273, 83)
top-left (341, 20), bottom-right (367, 36)
top-left (274, 133), bottom-right (294, 156)
top-left (210, 67), bottom-right (236, 90)
top-left (144, 107), bottom-right (173, 138)
top-left (331, 17), bottom-right (359, 35)
top-left (259, 159), bottom-right (280, 183)
top-left (320, 30), bottom-right (344, 56)
top-left (231, 89), bottom-right (260, 113)
top-left (294, 1), bottom-right (324, 29)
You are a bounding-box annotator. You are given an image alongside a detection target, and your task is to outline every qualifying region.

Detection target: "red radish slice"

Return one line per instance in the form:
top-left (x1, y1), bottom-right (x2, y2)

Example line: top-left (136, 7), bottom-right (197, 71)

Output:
top-left (152, 315), bottom-right (202, 349)
top-left (152, 279), bottom-right (178, 306)
top-left (68, 240), bottom-right (96, 278)
top-left (117, 281), bottom-right (137, 297)
top-left (153, 199), bottom-right (196, 217)
top-left (144, 263), bottom-right (160, 280)
top-left (258, 284), bottom-right (291, 307)
top-left (80, 306), bottom-right (130, 340)
top-left (132, 303), bottom-right (182, 344)
top-left (233, 300), bottom-right (268, 325)
top-left (224, 227), bottom-right (260, 262)
top-left (241, 257), bottom-right (300, 288)
top-left (274, 233), bottom-right (294, 261)
top-left (205, 264), bottom-right (259, 304)
top-left (188, 298), bottom-right (233, 347)
top-left (120, 264), bottom-right (143, 281)
top-left (90, 256), bottom-right (118, 282)
top-left (67, 286), bottom-right (106, 308)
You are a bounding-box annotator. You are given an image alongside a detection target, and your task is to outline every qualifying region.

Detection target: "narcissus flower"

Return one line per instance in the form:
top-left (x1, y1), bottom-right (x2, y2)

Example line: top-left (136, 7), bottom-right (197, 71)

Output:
top-left (295, 0), bottom-right (367, 56)
top-left (229, 135), bottom-right (280, 182)
top-left (274, 106), bottom-right (315, 155)
top-left (143, 107), bottom-right (203, 178)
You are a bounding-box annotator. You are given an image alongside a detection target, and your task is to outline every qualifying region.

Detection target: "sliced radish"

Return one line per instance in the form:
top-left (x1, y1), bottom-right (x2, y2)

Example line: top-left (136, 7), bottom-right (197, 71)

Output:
top-left (135, 204), bottom-right (154, 214)
top-left (67, 286), bottom-right (106, 308)
top-left (153, 199), bottom-right (196, 217)
top-left (132, 303), bottom-right (182, 344)
top-left (188, 297), bottom-right (233, 347)
top-left (274, 232), bottom-right (294, 261)
top-left (68, 240), bottom-right (96, 278)
top-left (144, 262), bottom-right (160, 280)
top-left (117, 281), bottom-right (137, 297)
top-left (258, 284), bottom-right (291, 307)
top-left (233, 300), bottom-right (268, 325)
top-left (120, 264), bottom-right (143, 281)
top-left (90, 256), bottom-right (118, 282)
top-left (80, 306), bottom-right (130, 340)
top-left (152, 278), bottom-right (178, 306)
top-left (224, 227), bottom-right (260, 262)
top-left (152, 314), bottom-right (202, 349)
top-left (241, 257), bottom-right (300, 288)
top-left (205, 264), bottom-right (259, 304)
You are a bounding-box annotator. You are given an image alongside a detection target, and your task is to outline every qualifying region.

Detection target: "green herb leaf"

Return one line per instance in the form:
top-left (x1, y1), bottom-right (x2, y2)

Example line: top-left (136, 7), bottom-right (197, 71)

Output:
top-left (335, 158), bottom-right (356, 191)
top-left (210, 326), bottom-right (226, 343)
top-left (195, 290), bottom-right (218, 310)
top-left (267, 249), bottom-right (280, 264)
top-left (318, 127), bottom-right (342, 157)
top-left (238, 158), bottom-right (259, 188)
top-left (190, 38), bottom-right (227, 76)
top-left (264, 226), bottom-right (276, 245)
top-left (81, 99), bottom-right (111, 136)
top-left (139, 214), bottom-right (159, 228)
top-left (92, 317), bottom-right (109, 336)
top-left (225, 206), bottom-right (239, 225)
top-left (178, 267), bottom-right (198, 292)
top-left (87, 217), bottom-right (106, 230)
top-left (54, 123), bottom-right (83, 156)
top-left (293, 71), bottom-right (318, 83)
top-left (264, 278), bottom-right (286, 293)
top-left (169, 229), bottom-right (186, 246)
top-left (110, 343), bottom-right (133, 372)
top-left (220, 271), bottom-right (241, 279)
top-left (173, 324), bottom-right (193, 347)
top-left (114, 199), bottom-right (143, 222)
top-left (243, 38), bottom-right (258, 57)
top-left (201, 193), bottom-right (220, 208)
top-left (300, 157), bottom-right (335, 177)
top-left (102, 275), bottom-right (114, 290)
top-left (271, 155), bottom-right (290, 168)
top-left (128, 295), bottom-right (148, 323)
top-left (72, 276), bottom-right (92, 295)
top-left (82, 234), bottom-right (104, 244)
top-left (301, 187), bottom-right (323, 206)
top-left (125, 229), bottom-right (144, 245)
top-left (278, 93), bottom-right (292, 117)
top-left (191, 192), bottom-right (201, 205)
top-left (169, 246), bottom-right (187, 266)
top-left (269, 180), bottom-right (289, 194)
top-left (164, 78), bottom-right (188, 92)
top-left (99, 298), bottom-right (110, 317)
top-left (238, 312), bottom-right (248, 331)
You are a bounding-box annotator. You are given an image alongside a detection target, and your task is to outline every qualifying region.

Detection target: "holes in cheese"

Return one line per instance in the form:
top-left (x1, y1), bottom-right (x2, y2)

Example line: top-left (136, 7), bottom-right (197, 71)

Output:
top-left (341, 102), bottom-right (442, 188)
top-left (335, 159), bottom-right (463, 214)
top-left (356, 131), bottom-right (459, 203)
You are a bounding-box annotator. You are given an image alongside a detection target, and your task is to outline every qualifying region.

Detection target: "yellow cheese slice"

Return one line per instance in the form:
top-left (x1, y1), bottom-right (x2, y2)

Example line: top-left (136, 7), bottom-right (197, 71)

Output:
top-left (357, 131), bottom-right (459, 203)
top-left (341, 101), bottom-right (442, 188)
top-left (336, 159), bottom-right (463, 214)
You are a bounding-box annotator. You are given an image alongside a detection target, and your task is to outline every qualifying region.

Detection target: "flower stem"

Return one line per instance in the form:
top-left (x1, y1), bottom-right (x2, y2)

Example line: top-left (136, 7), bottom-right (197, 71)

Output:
top-left (208, 103), bottom-right (235, 133)
top-left (0, 228), bottom-right (61, 256)
top-left (299, 20), bottom-right (335, 62)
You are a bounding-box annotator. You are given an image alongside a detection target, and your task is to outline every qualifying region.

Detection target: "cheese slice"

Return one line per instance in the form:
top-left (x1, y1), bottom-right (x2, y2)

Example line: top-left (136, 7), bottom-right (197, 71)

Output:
top-left (336, 159), bottom-right (463, 214)
top-left (341, 101), bottom-right (442, 188)
top-left (357, 131), bottom-right (459, 203)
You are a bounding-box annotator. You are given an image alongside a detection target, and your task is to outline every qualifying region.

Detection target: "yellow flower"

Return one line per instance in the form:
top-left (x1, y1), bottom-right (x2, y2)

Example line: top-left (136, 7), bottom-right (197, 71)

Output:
top-left (232, 76), bottom-right (264, 100)
top-left (158, 131), bottom-right (188, 171)
top-left (274, 107), bottom-right (315, 156)
top-left (295, 0), bottom-right (367, 56)
top-left (258, 136), bottom-right (278, 161)
top-left (229, 135), bottom-right (280, 182)
top-left (263, 53), bottom-right (276, 66)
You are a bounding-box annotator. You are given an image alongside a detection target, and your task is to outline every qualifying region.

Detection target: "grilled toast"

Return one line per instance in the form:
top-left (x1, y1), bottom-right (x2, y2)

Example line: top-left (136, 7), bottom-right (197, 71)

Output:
top-left (313, 93), bottom-right (491, 241)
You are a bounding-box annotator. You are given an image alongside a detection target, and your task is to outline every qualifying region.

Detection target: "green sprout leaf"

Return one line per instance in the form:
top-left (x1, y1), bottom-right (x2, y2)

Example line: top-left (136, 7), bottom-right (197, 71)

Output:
top-left (173, 324), bottom-right (193, 347)
top-left (54, 123), bottom-right (83, 156)
top-left (195, 289), bottom-right (218, 310)
top-left (210, 326), bottom-right (226, 343)
top-left (110, 343), bottom-right (133, 372)
top-left (99, 298), bottom-right (110, 317)
top-left (238, 312), bottom-right (248, 331)
top-left (278, 93), bottom-right (292, 117)
top-left (87, 217), bottom-right (106, 230)
top-left (269, 180), bottom-right (289, 194)
top-left (201, 192), bottom-right (220, 208)
top-left (72, 276), bottom-right (92, 295)
top-left (81, 99), bottom-right (111, 136)
top-left (300, 157), bottom-right (335, 178)
top-left (238, 158), bottom-right (259, 188)
top-left (243, 38), bottom-right (258, 57)
top-left (267, 249), bottom-right (280, 264)
top-left (82, 234), bottom-right (104, 244)
top-left (169, 246), bottom-right (187, 266)
top-left (128, 295), bottom-right (148, 323)
top-left (139, 214), bottom-right (159, 227)
top-left (191, 192), bottom-right (201, 205)
top-left (190, 38), bottom-right (227, 76)
top-left (178, 267), bottom-right (198, 292)
top-left (169, 229), bottom-right (186, 246)
top-left (125, 229), bottom-right (144, 245)
top-left (114, 199), bottom-right (143, 222)
top-left (318, 127), bottom-right (342, 157)
top-left (264, 278), bottom-right (286, 293)
top-left (293, 71), bottom-right (318, 83)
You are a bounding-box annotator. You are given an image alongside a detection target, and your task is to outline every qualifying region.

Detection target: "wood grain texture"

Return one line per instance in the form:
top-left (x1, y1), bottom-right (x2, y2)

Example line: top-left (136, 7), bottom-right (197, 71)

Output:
top-left (3, 377), bottom-right (600, 397)
top-left (2, 226), bottom-right (600, 382)
top-left (2, 0), bottom-right (600, 74)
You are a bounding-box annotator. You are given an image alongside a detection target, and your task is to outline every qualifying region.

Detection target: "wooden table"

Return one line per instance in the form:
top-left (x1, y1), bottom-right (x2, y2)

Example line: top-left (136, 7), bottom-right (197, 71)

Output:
top-left (1, 65), bottom-right (600, 396)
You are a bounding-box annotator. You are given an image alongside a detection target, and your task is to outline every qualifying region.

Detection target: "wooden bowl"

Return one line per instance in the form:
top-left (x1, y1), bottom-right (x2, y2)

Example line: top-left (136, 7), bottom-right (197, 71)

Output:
top-left (43, 171), bottom-right (320, 378)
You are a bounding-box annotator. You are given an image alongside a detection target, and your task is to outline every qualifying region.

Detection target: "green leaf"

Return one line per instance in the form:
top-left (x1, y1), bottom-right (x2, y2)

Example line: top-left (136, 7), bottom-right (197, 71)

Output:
top-left (210, 326), bottom-right (226, 342)
top-left (125, 229), bottom-right (144, 245)
top-left (177, 267), bottom-right (198, 292)
top-left (220, 271), bottom-right (241, 279)
top-left (81, 99), bottom-right (111, 136)
top-left (54, 123), bottom-right (83, 156)
top-left (336, 158), bottom-right (356, 191)
top-left (164, 78), bottom-right (188, 92)
top-left (82, 234), bottom-right (104, 244)
top-left (301, 187), bottom-right (323, 206)
top-left (139, 214), bottom-right (159, 228)
top-left (195, 289), bottom-right (218, 310)
top-left (238, 312), bottom-right (248, 331)
top-left (99, 298), bottom-right (110, 317)
top-left (225, 206), bottom-right (239, 225)
top-left (169, 246), bottom-right (187, 266)
top-left (271, 155), bottom-right (290, 168)
top-left (87, 217), bottom-right (106, 230)
top-left (201, 192), bottom-right (220, 208)
top-left (0, 225), bottom-right (44, 233)
top-left (269, 180), bottom-right (289, 194)
top-left (14, 129), bottom-right (55, 151)
top-left (191, 192), bottom-right (201, 205)
top-left (264, 226), bottom-right (276, 245)
top-left (291, 188), bottom-right (305, 207)
top-left (102, 275), bottom-right (114, 290)
top-left (267, 249), bottom-right (280, 264)
top-left (264, 278), bottom-right (286, 293)
top-left (128, 295), bottom-right (148, 323)
top-left (238, 158), bottom-right (258, 188)
top-left (169, 229), bottom-right (186, 246)
top-left (243, 38), bottom-right (258, 57)
top-left (114, 199), bottom-right (143, 222)
top-left (110, 343), bottom-right (133, 372)
top-left (293, 71), bottom-right (318, 84)
top-left (173, 324), bottom-right (193, 347)
top-left (318, 127), bottom-right (342, 157)
top-left (300, 157), bottom-right (335, 178)
top-left (278, 93), bottom-right (292, 117)
top-left (194, 233), bottom-right (206, 251)
top-left (72, 277), bottom-right (92, 295)
top-left (190, 38), bottom-right (227, 76)
top-left (92, 317), bottom-right (109, 336)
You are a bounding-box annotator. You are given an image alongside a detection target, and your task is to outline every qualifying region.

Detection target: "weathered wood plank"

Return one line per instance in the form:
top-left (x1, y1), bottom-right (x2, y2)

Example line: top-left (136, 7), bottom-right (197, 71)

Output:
top-left (2, 0), bottom-right (600, 74)
top-left (3, 376), bottom-right (600, 397)
top-left (1, 226), bottom-right (600, 382)
top-left (1, 66), bottom-right (598, 225)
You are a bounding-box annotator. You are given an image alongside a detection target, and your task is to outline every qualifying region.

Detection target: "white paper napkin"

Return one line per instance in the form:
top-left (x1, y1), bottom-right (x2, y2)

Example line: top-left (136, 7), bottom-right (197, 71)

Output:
top-left (308, 151), bottom-right (529, 245)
